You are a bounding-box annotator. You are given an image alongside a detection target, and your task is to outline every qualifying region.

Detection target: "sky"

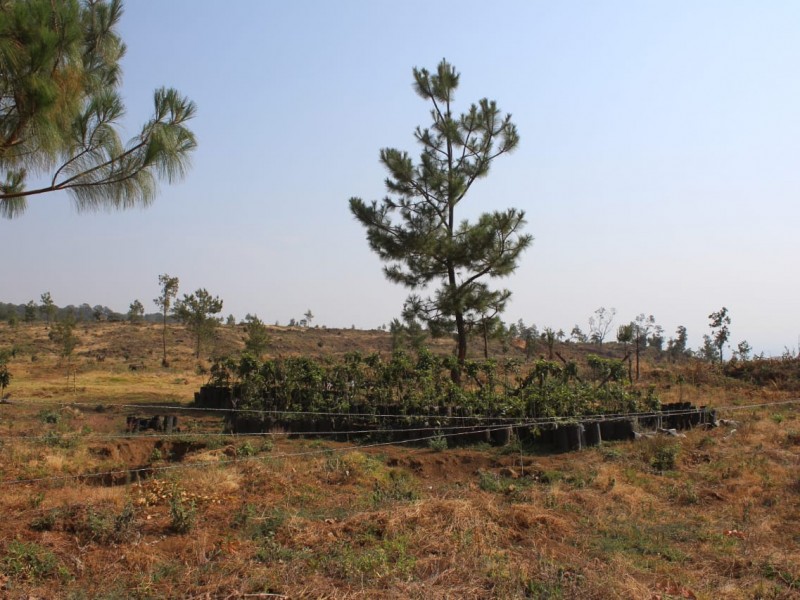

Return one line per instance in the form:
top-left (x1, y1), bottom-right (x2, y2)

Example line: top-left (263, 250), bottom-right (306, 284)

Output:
top-left (3, 1), bottom-right (800, 356)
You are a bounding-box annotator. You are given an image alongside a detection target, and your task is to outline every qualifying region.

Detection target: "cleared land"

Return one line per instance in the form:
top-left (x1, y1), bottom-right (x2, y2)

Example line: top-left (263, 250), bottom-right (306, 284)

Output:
top-left (0, 323), bottom-right (798, 599)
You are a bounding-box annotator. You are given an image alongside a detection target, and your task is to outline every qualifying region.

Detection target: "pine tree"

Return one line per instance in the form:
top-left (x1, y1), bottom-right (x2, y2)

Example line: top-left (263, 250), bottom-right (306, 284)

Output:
top-left (0, 0), bottom-right (196, 217)
top-left (173, 289), bottom-right (223, 359)
top-left (349, 60), bottom-right (532, 382)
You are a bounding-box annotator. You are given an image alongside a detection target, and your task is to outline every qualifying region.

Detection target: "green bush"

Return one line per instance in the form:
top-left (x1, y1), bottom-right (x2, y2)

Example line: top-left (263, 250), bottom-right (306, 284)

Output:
top-left (646, 439), bottom-right (680, 472)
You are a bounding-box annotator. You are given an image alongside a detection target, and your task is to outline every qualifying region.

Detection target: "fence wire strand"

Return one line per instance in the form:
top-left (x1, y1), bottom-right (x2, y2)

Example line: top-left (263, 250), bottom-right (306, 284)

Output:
top-left (0, 398), bottom-right (796, 488)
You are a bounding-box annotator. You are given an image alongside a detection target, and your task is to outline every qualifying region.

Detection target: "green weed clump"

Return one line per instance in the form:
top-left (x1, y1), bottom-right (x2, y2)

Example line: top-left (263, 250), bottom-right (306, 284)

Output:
top-left (640, 437), bottom-right (680, 473)
top-left (30, 503), bottom-right (136, 545)
top-left (326, 534), bottom-right (416, 582)
top-left (2, 541), bottom-right (60, 581)
top-left (169, 488), bottom-right (196, 533)
top-left (38, 409), bottom-right (60, 424)
top-left (427, 431), bottom-right (448, 452)
top-left (372, 469), bottom-right (418, 504)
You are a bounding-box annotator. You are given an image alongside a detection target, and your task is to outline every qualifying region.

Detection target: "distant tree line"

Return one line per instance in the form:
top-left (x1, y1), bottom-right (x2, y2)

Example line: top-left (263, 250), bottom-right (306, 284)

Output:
top-left (0, 300), bottom-right (168, 325)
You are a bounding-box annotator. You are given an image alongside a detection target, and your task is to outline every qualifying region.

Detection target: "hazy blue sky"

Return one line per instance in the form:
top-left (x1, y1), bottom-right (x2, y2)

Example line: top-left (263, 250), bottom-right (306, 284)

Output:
top-left (3, 1), bottom-right (800, 356)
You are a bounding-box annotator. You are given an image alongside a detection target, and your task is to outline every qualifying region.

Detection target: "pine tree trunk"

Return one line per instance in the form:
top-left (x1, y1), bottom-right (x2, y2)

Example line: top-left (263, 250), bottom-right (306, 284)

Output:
top-left (453, 310), bottom-right (467, 385)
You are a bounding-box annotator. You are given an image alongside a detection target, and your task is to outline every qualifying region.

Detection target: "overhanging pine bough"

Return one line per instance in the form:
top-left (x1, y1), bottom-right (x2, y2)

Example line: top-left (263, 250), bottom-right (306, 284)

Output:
top-left (349, 59), bottom-right (532, 382)
top-left (0, 0), bottom-right (197, 218)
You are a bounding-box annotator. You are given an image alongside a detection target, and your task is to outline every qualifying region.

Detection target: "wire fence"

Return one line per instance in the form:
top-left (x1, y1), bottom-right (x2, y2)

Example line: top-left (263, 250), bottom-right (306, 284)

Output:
top-left (0, 397), bottom-right (796, 488)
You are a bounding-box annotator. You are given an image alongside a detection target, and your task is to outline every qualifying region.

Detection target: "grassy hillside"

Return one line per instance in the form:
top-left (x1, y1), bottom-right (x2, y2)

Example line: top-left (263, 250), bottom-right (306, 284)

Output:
top-left (0, 322), bottom-right (798, 598)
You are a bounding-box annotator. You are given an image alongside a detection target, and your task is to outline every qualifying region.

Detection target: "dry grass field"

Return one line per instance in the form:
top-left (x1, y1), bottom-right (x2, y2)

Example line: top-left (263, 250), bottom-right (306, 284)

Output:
top-left (0, 323), bottom-right (798, 599)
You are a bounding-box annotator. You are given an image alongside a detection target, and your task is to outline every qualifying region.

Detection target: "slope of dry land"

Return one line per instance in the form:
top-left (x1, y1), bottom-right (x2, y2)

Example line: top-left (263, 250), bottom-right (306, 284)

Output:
top-left (0, 323), bottom-right (798, 599)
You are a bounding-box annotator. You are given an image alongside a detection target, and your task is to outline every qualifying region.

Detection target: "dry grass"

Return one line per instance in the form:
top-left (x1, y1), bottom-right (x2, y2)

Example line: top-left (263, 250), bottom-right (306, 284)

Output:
top-left (0, 323), bottom-right (799, 598)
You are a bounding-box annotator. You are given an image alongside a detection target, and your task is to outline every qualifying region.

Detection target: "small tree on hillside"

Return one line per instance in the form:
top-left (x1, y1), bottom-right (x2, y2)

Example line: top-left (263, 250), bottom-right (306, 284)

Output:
top-left (616, 323), bottom-right (634, 381)
top-left (154, 274), bottom-right (179, 366)
top-left (699, 334), bottom-right (720, 363)
top-left (570, 325), bottom-right (588, 343)
top-left (667, 325), bottom-right (690, 361)
top-left (708, 307), bottom-right (731, 363)
top-left (541, 327), bottom-right (557, 360)
top-left (39, 292), bottom-right (56, 325)
top-left (23, 300), bottom-right (37, 323)
top-left (735, 340), bottom-right (752, 361)
top-left (49, 311), bottom-right (78, 363)
top-left (588, 307), bottom-right (616, 345)
top-left (303, 310), bottom-right (314, 328)
top-left (648, 325), bottom-right (665, 353)
top-left (243, 314), bottom-right (270, 358)
top-left (128, 299), bottom-right (145, 323)
top-left (173, 288), bottom-right (223, 358)
top-left (633, 314), bottom-right (656, 380)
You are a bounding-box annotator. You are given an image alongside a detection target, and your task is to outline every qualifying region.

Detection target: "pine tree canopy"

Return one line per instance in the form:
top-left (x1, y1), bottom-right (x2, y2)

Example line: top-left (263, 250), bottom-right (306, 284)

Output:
top-left (0, 0), bottom-right (197, 218)
top-left (349, 59), bottom-right (532, 377)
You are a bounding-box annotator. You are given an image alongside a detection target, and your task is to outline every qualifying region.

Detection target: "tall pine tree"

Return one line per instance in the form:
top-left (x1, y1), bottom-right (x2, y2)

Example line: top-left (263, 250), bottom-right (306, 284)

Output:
top-left (350, 60), bottom-right (532, 382)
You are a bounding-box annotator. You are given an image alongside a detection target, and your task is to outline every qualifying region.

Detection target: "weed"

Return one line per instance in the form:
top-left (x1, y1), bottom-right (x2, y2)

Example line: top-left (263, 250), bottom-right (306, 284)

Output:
top-left (479, 470), bottom-right (502, 492)
top-left (539, 470), bottom-right (564, 484)
top-left (38, 409), bottom-right (60, 424)
top-left (642, 437), bottom-right (680, 472)
top-left (670, 483), bottom-right (699, 505)
top-left (478, 469), bottom-right (531, 494)
top-left (326, 534), bottom-right (415, 582)
top-left (772, 413), bottom-right (784, 425)
top-left (563, 469), bottom-right (597, 488)
top-left (42, 431), bottom-right (76, 449)
top-left (2, 540), bottom-right (59, 581)
top-left (238, 441), bottom-right (257, 457)
top-left (525, 579), bottom-right (564, 599)
top-left (169, 487), bottom-right (196, 533)
top-left (150, 447), bottom-right (163, 462)
top-left (84, 503), bottom-right (135, 544)
top-left (231, 502), bottom-right (257, 529)
top-left (599, 446), bottom-right (622, 461)
top-left (30, 509), bottom-right (59, 532)
top-left (597, 521), bottom-right (689, 564)
top-left (697, 435), bottom-right (716, 449)
top-left (372, 469), bottom-right (418, 504)
top-left (762, 562), bottom-right (800, 588)
top-left (427, 430), bottom-right (448, 452)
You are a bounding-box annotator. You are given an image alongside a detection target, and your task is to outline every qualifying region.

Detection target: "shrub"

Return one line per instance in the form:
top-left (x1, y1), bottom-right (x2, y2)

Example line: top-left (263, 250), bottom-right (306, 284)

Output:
top-left (644, 438), bottom-right (680, 473)
top-left (169, 488), bottom-right (196, 533)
